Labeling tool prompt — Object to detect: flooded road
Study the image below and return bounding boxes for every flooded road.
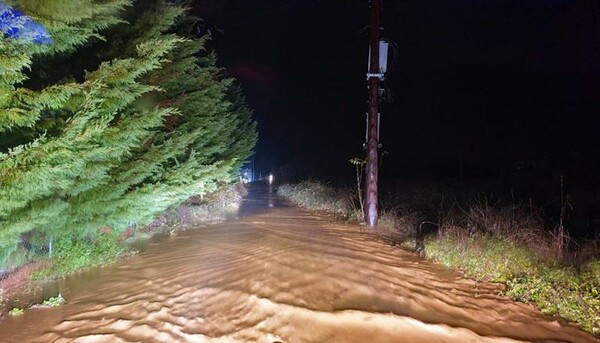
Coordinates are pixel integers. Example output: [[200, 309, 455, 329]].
[[0, 185, 597, 342]]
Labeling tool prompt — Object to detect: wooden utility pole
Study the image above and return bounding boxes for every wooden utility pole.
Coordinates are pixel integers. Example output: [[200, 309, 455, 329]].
[[365, 0, 381, 228]]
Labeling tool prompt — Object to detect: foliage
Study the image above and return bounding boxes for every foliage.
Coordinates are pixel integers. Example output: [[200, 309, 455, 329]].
[[41, 293, 64, 307], [4, 294, 64, 318], [426, 237, 600, 333], [143, 182, 247, 233], [0, 0, 256, 271], [8, 307, 23, 316], [277, 181, 351, 215], [504, 266, 599, 333], [424, 235, 538, 282], [425, 215, 600, 334], [32, 233, 125, 279]]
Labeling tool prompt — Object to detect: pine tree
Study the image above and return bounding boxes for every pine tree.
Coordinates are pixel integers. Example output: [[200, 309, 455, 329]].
[[0, 0, 257, 270]]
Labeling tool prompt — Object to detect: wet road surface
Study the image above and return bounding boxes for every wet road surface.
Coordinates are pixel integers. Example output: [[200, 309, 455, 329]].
[[0, 185, 597, 342]]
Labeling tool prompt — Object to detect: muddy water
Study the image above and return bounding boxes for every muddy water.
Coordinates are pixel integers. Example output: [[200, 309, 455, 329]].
[[0, 187, 597, 343]]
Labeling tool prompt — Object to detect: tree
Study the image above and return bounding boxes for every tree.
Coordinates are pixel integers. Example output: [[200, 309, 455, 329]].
[[0, 0, 257, 269]]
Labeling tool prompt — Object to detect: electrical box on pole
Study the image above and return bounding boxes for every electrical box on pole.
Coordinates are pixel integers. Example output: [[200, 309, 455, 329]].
[[367, 40, 389, 77]]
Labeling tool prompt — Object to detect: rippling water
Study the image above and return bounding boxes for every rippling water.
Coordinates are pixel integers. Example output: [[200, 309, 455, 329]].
[[0, 186, 597, 342]]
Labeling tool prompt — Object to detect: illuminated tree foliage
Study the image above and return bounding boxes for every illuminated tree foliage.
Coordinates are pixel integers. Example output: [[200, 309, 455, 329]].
[[0, 0, 257, 269]]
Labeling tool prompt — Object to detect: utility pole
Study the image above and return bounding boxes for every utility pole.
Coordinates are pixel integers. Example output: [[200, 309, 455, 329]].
[[365, 0, 382, 228]]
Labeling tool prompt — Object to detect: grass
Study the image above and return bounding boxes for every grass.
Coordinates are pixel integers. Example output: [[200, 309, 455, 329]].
[[415, 205, 600, 335], [422, 232, 600, 333], [143, 182, 245, 234], [8, 307, 23, 316], [423, 235, 537, 282], [31, 232, 126, 279], [277, 180, 352, 216], [413, 203, 600, 335], [40, 294, 65, 307], [278, 180, 600, 336], [4, 293, 65, 318]]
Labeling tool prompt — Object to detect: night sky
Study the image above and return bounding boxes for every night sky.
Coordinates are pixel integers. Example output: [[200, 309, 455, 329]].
[[193, 0, 600, 184]]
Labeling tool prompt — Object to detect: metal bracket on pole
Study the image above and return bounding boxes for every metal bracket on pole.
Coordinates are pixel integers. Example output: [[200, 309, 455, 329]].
[[365, 112, 382, 145], [366, 72, 385, 80], [365, 112, 369, 143], [377, 112, 380, 142]]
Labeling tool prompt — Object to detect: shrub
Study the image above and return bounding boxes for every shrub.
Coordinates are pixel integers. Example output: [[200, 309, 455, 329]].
[[277, 181, 351, 215], [429, 202, 600, 334], [32, 233, 126, 279], [143, 182, 247, 234], [40, 294, 65, 307], [8, 307, 24, 316]]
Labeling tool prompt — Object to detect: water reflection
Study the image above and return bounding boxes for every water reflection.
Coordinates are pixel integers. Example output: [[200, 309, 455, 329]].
[[238, 181, 286, 217]]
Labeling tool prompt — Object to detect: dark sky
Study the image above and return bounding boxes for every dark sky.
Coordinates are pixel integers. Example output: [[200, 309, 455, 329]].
[[193, 0, 600, 183]]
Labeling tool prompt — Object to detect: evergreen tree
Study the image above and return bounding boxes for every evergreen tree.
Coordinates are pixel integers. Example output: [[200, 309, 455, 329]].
[[0, 0, 257, 270]]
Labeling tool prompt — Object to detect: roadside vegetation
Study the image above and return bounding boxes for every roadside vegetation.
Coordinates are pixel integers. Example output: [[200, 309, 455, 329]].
[[0, 182, 247, 317], [277, 181, 352, 216], [277, 180, 600, 335], [7, 293, 65, 318]]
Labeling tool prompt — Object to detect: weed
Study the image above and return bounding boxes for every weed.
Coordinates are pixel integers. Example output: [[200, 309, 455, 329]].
[[8, 307, 23, 316], [41, 294, 65, 307], [277, 181, 351, 215], [145, 182, 246, 233], [425, 228, 599, 333], [32, 232, 126, 279]]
